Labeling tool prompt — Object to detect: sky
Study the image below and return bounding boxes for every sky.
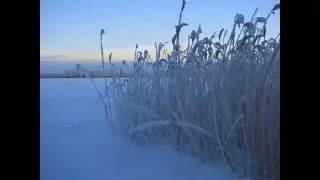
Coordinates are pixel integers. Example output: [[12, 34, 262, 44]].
[[40, 0, 280, 62]]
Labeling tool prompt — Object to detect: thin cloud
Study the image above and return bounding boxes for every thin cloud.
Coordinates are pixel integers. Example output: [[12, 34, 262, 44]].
[[40, 54, 70, 61]]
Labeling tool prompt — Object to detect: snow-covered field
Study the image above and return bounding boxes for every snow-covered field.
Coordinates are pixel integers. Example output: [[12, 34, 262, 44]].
[[40, 78, 246, 180]]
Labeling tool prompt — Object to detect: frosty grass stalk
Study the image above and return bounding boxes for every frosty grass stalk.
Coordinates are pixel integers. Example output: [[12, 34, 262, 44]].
[[78, 1, 280, 179]]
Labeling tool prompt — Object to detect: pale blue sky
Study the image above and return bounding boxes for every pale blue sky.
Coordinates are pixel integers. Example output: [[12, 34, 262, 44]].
[[40, 0, 280, 61]]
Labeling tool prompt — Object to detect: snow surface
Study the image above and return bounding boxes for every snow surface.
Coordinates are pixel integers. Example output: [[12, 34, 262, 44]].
[[40, 78, 246, 180]]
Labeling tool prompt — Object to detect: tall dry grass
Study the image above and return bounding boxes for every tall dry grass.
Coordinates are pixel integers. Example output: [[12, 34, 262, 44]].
[[80, 1, 280, 179]]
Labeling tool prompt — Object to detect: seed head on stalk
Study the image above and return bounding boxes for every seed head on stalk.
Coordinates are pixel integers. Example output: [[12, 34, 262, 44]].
[[99, 28, 115, 139], [99, 29, 108, 88]]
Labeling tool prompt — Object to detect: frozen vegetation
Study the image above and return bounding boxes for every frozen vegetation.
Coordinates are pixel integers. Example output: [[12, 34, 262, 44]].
[[41, 1, 280, 180]]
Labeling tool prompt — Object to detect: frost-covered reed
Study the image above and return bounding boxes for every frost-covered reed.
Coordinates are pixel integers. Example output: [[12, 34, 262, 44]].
[[80, 1, 280, 179]]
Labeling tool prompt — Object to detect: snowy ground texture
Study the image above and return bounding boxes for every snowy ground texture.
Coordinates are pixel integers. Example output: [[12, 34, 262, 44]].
[[40, 78, 248, 180]]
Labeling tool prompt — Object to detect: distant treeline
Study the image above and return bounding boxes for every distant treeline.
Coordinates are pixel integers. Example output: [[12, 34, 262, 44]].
[[40, 70, 135, 78]]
